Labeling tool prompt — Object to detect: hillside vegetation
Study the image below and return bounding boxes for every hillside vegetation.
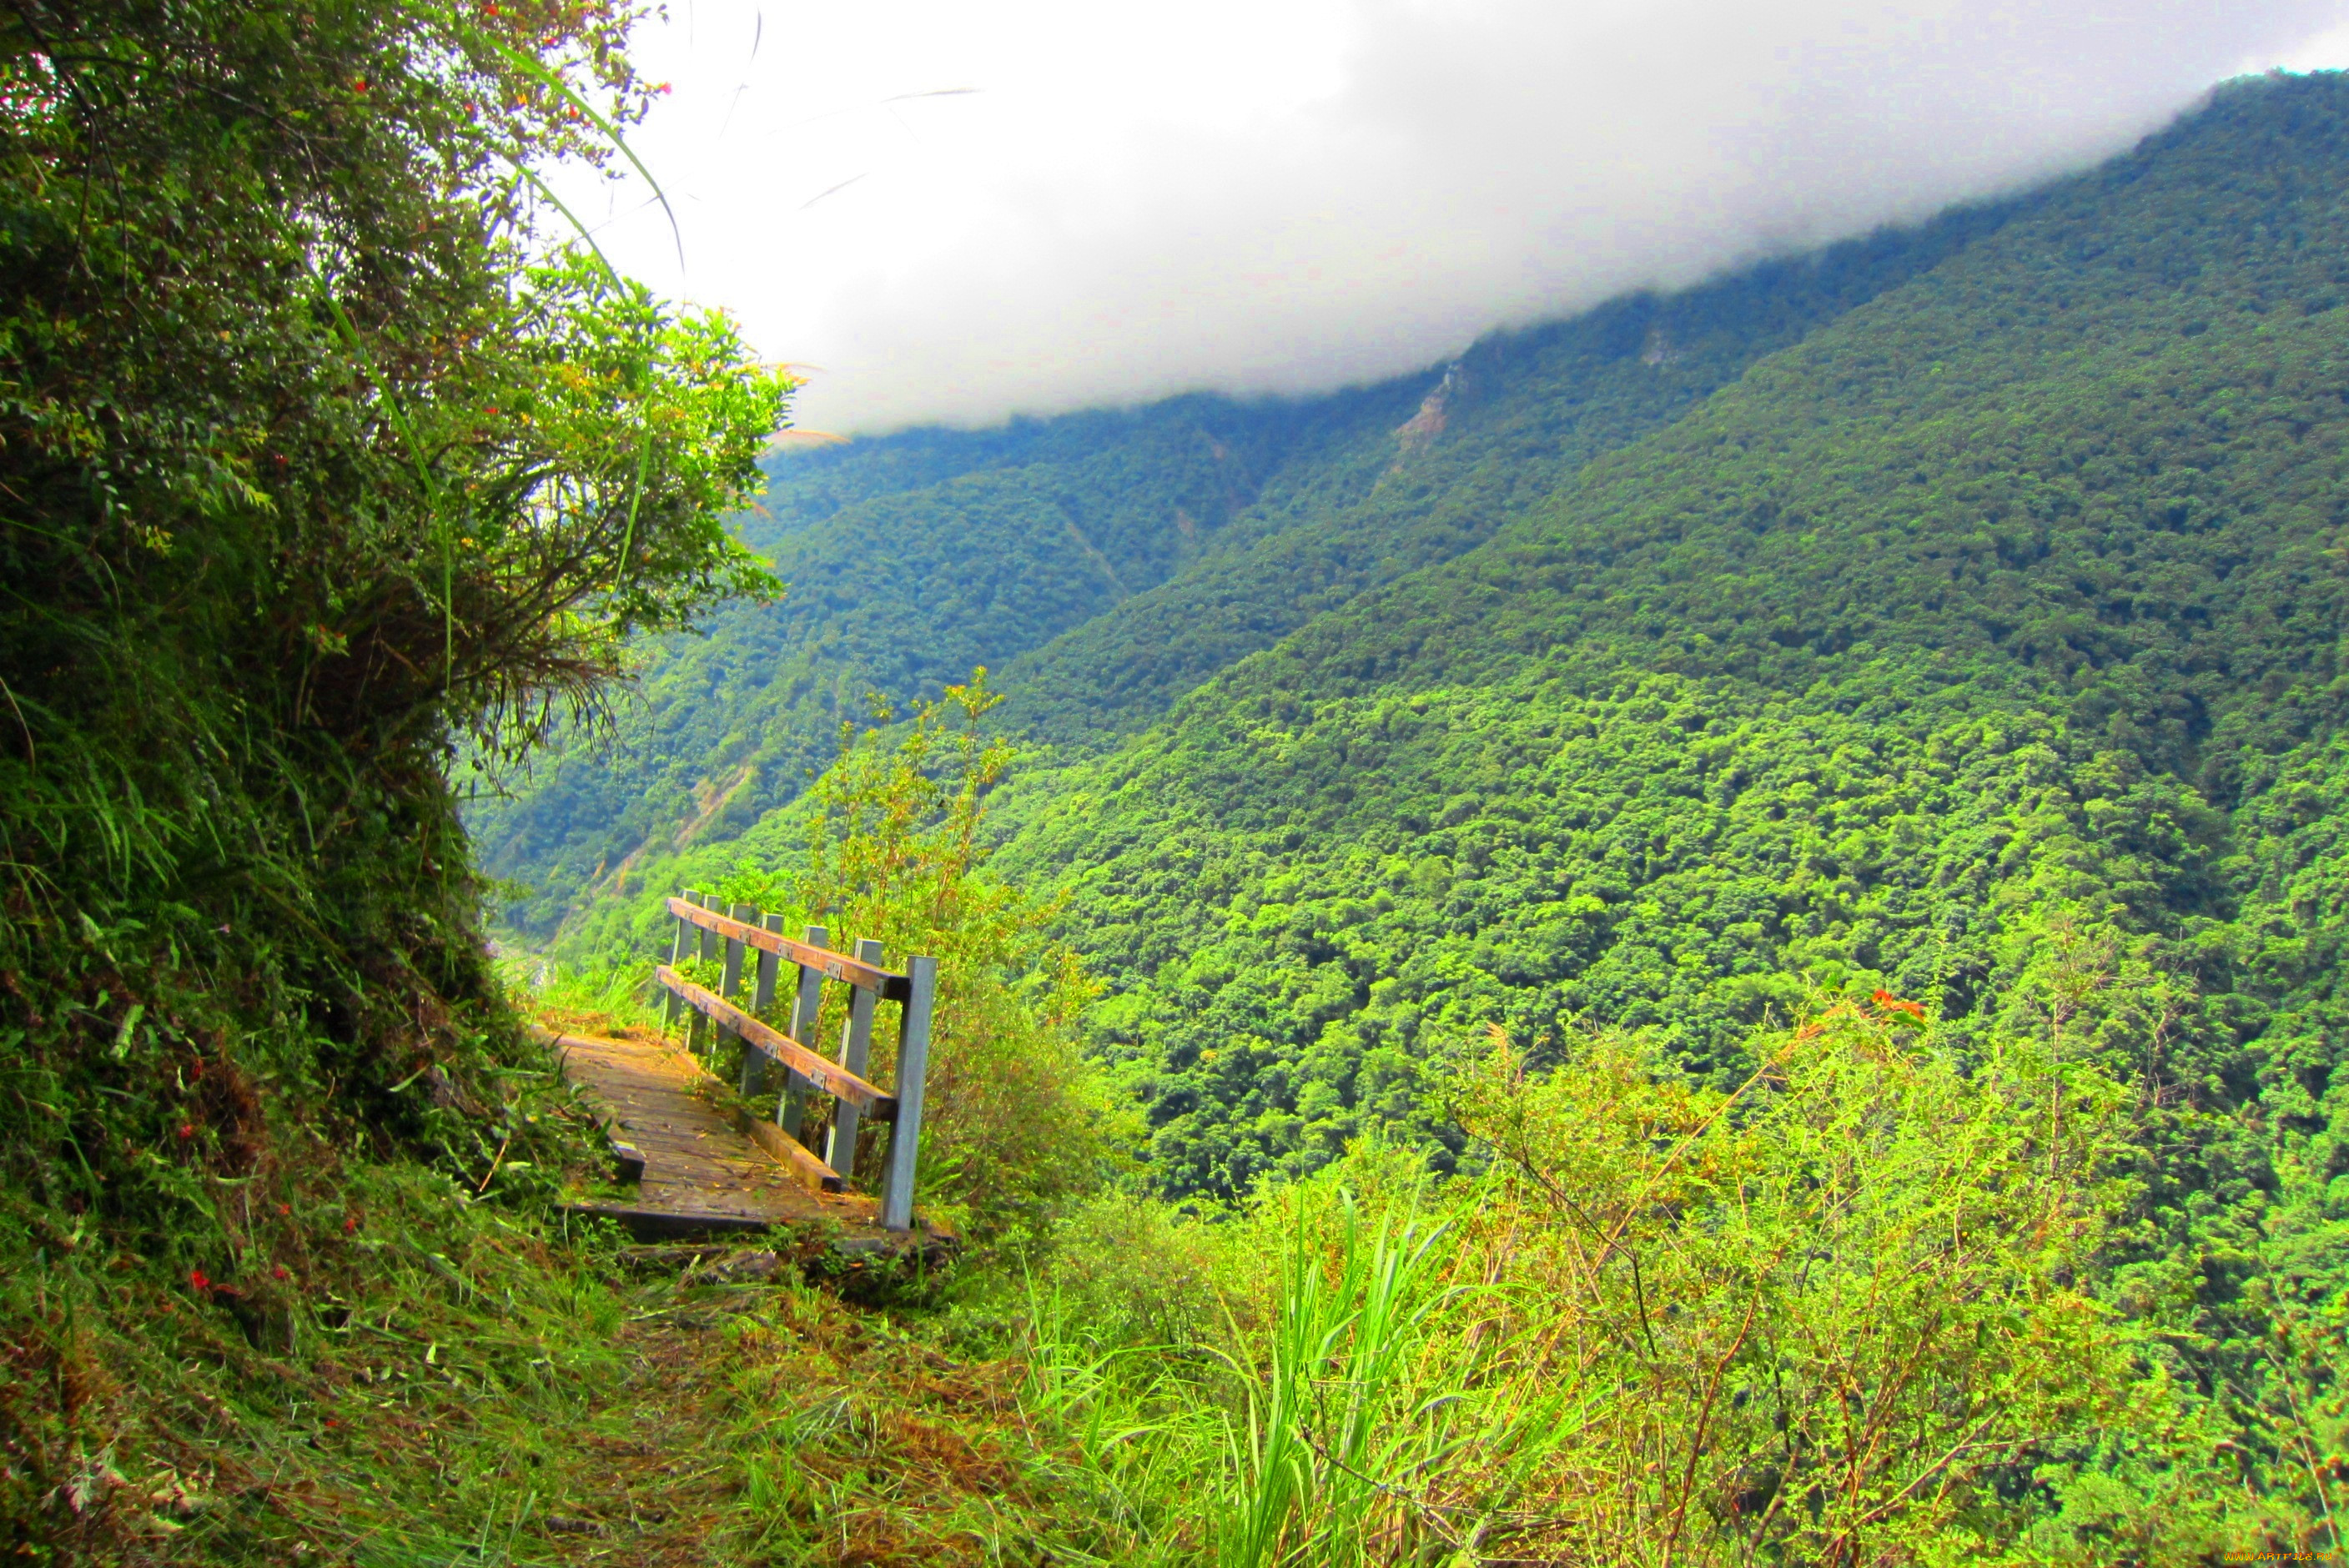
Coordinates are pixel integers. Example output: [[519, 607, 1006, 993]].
[[993, 73, 2349, 1199], [0, 1, 788, 1555], [8, 0, 2347, 1556], [474, 200, 2010, 940], [538, 71, 2349, 1558], [977, 73, 2349, 1538]]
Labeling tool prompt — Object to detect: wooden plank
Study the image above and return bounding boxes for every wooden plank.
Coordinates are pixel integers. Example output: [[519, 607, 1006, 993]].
[[743, 912, 782, 1098], [527, 1023, 647, 1181], [663, 898, 911, 1000], [736, 1109, 848, 1194], [719, 907, 747, 1013], [720, 900, 752, 1083], [541, 1023, 935, 1249], [654, 965, 896, 1114], [691, 892, 720, 1053], [664, 888, 692, 1029]]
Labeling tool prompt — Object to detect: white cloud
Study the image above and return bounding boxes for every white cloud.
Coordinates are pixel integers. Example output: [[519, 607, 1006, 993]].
[[558, 0, 2349, 432]]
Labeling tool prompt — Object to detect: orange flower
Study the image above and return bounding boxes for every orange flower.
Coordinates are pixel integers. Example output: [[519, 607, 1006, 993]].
[[1871, 988, 1926, 1020]]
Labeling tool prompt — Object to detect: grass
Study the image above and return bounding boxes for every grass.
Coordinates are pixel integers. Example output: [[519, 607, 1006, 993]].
[[0, 964, 1190, 1566], [33, 993, 2319, 1566], [38, 1177, 1208, 1566]]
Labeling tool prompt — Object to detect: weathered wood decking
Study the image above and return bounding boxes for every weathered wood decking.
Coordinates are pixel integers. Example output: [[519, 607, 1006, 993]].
[[541, 1025, 946, 1256]]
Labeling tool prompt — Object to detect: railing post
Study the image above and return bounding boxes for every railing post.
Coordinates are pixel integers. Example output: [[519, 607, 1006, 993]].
[[825, 937, 885, 1182], [879, 954, 937, 1232], [691, 892, 722, 1054], [718, 902, 752, 1074], [781, 924, 827, 1146], [743, 911, 783, 1098], [665, 887, 693, 1034]]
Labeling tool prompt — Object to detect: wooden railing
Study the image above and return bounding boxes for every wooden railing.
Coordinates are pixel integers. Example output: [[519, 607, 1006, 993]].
[[655, 890, 937, 1231]]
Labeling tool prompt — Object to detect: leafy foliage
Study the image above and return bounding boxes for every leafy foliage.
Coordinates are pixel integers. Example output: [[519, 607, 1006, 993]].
[[1441, 1012, 2135, 1564], [473, 201, 2007, 939], [0, 0, 782, 1552], [968, 73, 2349, 1550], [1003, 1004, 2207, 1565], [651, 674, 1131, 1244], [988, 73, 2343, 1196]]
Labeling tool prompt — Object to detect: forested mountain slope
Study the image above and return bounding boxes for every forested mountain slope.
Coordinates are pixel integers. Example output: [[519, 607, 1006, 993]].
[[475, 203, 2010, 937], [988, 71, 2349, 1230], [467, 390, 1405, 930], [991, 210, 2014, 749], [35, 0, 2349, 1550], [489, 74, 2349, 1545]]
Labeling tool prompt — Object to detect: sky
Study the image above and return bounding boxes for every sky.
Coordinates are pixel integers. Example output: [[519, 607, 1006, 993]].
[[554, 0, 2349, 434]]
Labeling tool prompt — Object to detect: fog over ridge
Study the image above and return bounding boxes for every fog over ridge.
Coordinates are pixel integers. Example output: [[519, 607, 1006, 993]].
[[581, 0, 2349, 432]]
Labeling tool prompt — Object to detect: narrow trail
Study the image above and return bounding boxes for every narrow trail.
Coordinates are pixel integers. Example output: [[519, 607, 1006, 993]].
[[537, 1024, 929, 1253]]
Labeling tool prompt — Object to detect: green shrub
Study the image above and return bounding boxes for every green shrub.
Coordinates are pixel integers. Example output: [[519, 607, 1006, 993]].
[[699, 674, 1136, 1244]]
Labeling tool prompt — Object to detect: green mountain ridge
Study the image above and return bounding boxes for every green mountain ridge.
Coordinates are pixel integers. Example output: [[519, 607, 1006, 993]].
[[993, 74, 2349, 1201], [467, 389, 1406, 929], [506, 83, 2349, 1404], [475, 198, 2015, 937]]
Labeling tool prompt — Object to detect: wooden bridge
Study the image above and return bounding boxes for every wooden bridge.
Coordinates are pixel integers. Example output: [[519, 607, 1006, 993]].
[[552, 891, 948, 1253]]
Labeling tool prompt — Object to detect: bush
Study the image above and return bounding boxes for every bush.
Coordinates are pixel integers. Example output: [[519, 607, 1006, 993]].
[[704, 673, 1138, 1243]]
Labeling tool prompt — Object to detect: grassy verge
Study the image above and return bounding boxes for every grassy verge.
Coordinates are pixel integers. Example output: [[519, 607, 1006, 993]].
[[6, 1043, 1201, 1565], [18, 991, 2339, 1565]]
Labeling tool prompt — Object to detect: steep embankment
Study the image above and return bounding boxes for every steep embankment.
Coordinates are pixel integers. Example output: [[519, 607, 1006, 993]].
[[991, 73, 2349, 1212], [0, 3, 800, 1556], [479, 204, 2010, 940]]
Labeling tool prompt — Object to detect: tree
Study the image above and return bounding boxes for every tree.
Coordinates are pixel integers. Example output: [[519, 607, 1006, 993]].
[[0, 0, 787, 1360], [711, 672, 1129, 1242], [1, 0, 786, 792]]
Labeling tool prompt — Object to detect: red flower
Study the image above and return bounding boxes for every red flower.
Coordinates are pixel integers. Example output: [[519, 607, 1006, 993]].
[[189, 1269, 211, 1292], [177, 1123, 194, 1139], [343, 1215, 359, 1234], [277, 1203, 291, 1217], [273, 1265, 290, 1281]]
